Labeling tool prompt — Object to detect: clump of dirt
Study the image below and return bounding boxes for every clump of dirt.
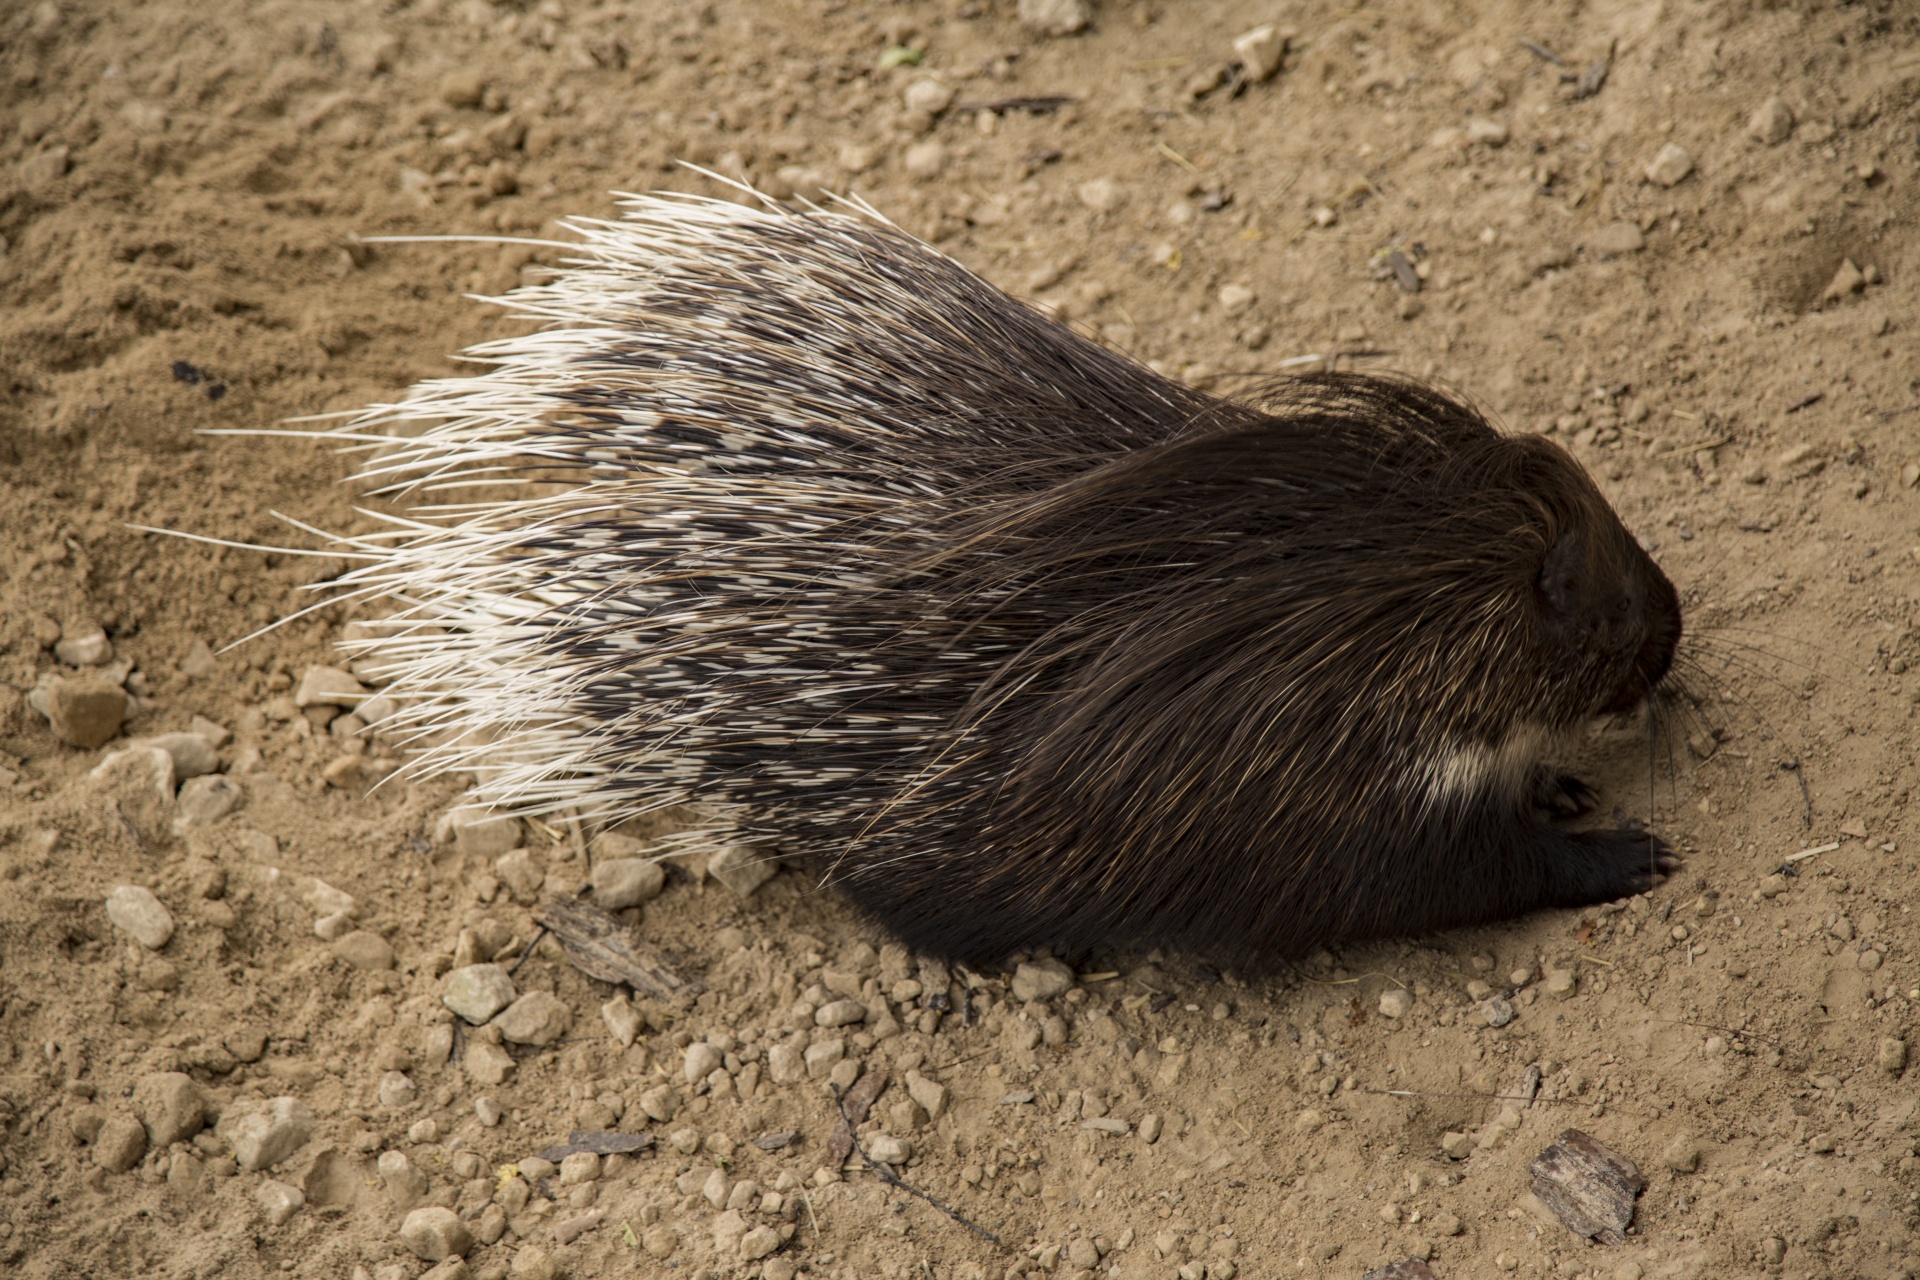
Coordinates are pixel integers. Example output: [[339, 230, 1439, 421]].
[[2, 2, 1918, 1279]]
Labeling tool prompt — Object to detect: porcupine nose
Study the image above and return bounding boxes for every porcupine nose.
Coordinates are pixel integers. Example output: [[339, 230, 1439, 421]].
[[1597, 559, 1681, 715]]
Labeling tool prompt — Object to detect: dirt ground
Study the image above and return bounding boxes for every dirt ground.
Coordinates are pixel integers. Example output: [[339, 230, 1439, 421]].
[[3, 0, 1919, 1278]]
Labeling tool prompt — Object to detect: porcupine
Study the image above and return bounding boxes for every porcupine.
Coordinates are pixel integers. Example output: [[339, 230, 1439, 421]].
[[317, 191, 1682, 966]]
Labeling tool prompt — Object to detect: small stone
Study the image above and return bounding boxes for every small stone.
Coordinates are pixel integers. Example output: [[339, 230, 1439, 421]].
[[1662, 1135, 1700, 1173], [1019, 0, 1091, 37], [902, 140, 947, 181], [1643, 143, 1694, 187], [1068, 1238, 1102, 1270], [591, 858, 665, 909], [685, 1041, 724, 1083], [708, 844, 777, 898], [55, 622, 112, 666], [493, 991, 571, 1046], [94, 1114, 149, 1172], [1747, 96, 1794, 145], [638, 1085, 677, 1122], [1544, 968, 1578, 999], [1440, 1131, 1475, 1159], [1429, 1211, 1464, 1237], [400, 1206, 472, 1261], [494, 848, 544, 902], [1378, 989, 1414, 1018], [803, 1038, 845, 1079], [601, 995, 644, 1047], [558, 1152, 601, 1185], [221, 1097, 314, 1171], [226, 1027, 268, 1063], [19, 144, 71, 188], [379, 1071, 419, 1108], [642, 1224, 679, 1258], [134, 1072, 206, 1145], [294, 665, 368, 709], [443, 806, 522, 859], [767, 1042, 806, 1084], [173, 773, 241, 833], [867, 1133, 911, 1165], [903, 78, 954, 116], [740, 1225, 782, 1260], [1879, 1037, 1908, 1073], [1809, 1131, 1837, 1154], [814, 999, 868, 1028], [1076, 178, 1125, 215], [179, 639, 217, 678], [1822, 258, 1866, 305], [1465, 117, 1509, 146], [257, 1179, 305, 1225], [475, 1097, 503, 1127], [1481, 996, 1516, 1027], [1589, 221, 1645, 259], [439, 70, 486, 109], [1217, 283, 1256, 317], [106, 885, 175, 950], [1232, 24, 1288, 82], [332, 930, 397, 971], [905, 1072, 949, 1120], [444, 965, 516, 1024], [1757, 873, 1789, 898], [1011, 957, 1074, 1001], [127, 732, 218, 779], [1138, 1113, 1163, 1144]]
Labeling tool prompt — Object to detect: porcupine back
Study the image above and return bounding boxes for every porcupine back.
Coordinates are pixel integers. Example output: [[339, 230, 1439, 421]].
[[333, 192, 1679, 965]]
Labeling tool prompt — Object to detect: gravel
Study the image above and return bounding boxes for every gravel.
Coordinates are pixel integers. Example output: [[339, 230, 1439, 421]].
[[133, 1072, 205, 1145], [105, 885, 175, 949], [1011, 958, 1074, 1001], [591, 857, 665, 909], [257, 1179, 305, 1226], [219, 1096, 313, 1172], [1643, 143, 1694, 187], [443, 964, 517, 1024], [399, 1206, 472, 1261], [492, 991, 571, 1046], [331, 930, 396, 971]]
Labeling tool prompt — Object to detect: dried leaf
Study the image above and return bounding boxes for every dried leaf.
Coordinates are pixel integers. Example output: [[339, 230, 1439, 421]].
[[535, 1131, 654, 1163], [1529, 1128, 1644, 1245], [535, 894, 699, 1004], [753, 1130, 800, 1152], [826, 1070, 891, 1170]]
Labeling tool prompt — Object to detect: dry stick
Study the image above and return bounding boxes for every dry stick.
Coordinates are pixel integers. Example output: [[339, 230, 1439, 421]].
[[829, 1084, 1004, 1247], [1360, 1087, 1582, 1105]]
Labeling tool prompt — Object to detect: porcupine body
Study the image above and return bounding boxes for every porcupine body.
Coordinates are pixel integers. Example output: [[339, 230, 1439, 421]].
[[332, 192, 1681, 966]]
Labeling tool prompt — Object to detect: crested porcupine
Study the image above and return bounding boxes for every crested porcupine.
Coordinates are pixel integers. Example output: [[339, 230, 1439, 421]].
[[308, 191, 1681, 965]]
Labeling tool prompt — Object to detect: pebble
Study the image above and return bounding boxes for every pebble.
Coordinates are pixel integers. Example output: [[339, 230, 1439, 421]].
[[1217, 283, 1256, 317], [740, 1225, 782, 1260], [1747, 96, 1794, 145], [591, 858, 665, 909], [903, 78, 954, 116], [134, 1071, 206, 1145], [1233, 24, 1288, 82], [1077, 178, 1125, 215], [905, 1072, 949, 1120], [494, 848, 544, 902], [400, 1206, 473, 1261], [494, 992, 570, 1046], [94, 1113, 149, 1172], [106, 885, 175, 949], [1481, 996, 1516, 1027], [333, 930, 397, 971], [554, 1208, 604, 1246], [1440, 1130, 1474, 1159], [1011, 958, 1074, 1002], [55, 622, 112, 666], [1544, 969, 1578, 999], [444, 965, 517, 1024], [642, 1224, 679, 1258], [439, 70, 487, 109], [1589, 221, 1645, 259], [708, 844, 778, 898], [1465, 118, 1509, 146], [601, 995, 644, 1047], [685, 1041, 724, 1083], [1662, 1134, 1700, 1173], [558, 1152, 601, 1185], [475, 1097, 502, 1127], [220, 1096, 314, 1171], [379, 1071, 418, 1109], [1879, 1038, 1908, 1073], [294, 665, 368, 709], [1821, 258, 1866, 304], [902, 141, 947, 182], [814, 999, 868, 1028], [1138, 1113, 1163, 1144], [1643, 143, 1694, 187], [443, 806, 523, 859], [866, 1133, 911, 1165], [257, 1179, 306, 1225], [90, 746, 175, 842], [1019, 0, 1091, 37], [173, 774, 241, 832], [1378, 989, 1414, 1018], [130, 731, 219, 778]]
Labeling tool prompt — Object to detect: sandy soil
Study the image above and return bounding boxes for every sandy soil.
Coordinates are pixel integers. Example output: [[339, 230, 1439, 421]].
[[3, 1, 1919, 1278]]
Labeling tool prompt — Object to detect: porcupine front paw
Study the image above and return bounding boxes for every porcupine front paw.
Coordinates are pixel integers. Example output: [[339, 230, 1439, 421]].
[[1531, 771, 1600, 822], [1540, 827, 1679, 907]]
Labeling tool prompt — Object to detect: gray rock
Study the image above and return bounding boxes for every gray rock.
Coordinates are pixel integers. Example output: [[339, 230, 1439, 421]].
[[1643, 143, 1694, 187], [492, 990, 571, 1046], [398, 1206, 472, 1261], [1011, 957, 1074, 1002], [1747, 96, 1794, 145], [331, 929, 396, 971], [378, 1071, 418, 1109], [256, 1179, 305, 1225], [173, 773, 241, 832], [221, 1096, 313, 1171], [93, 1114, 148, 1172], [442, 964, 516, 1024], [684, 1040, 724, 1083], [1378, 989, 1414, 1018], [592, 857, 666, 909], [601, 994, 644, 1047], [1481, 995, 1517, 1027], [1018, 0, 1090, 36], [1589, 221, 1645, 259], [106, 885, 175, 949], [55, 623, 113, 667], [493, 847, 544, 901], [131, 732, 220, 779], [134, 1071, 206, 1145], [90, 747, 174, 841], [1233, 24, 1288, 82], [708, 844, 777, 898], [815, 999, 868, 1028], [866, 1133, 911, 1165], [293, 665, 368, 709]]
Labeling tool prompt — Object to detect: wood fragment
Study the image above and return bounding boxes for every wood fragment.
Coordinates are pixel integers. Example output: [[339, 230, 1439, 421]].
[[535, 1131, 653, 1163], [1529, 1128, 1644, 1245], [535, 893, 699, 1004], [825, 1069, 890, 1171], [753, 1130, 800, 1152]]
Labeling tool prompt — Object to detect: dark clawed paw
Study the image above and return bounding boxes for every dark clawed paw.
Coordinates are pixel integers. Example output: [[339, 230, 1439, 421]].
[[1535, 772, 1600, 822], [1550, 827, 1679, 906]]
